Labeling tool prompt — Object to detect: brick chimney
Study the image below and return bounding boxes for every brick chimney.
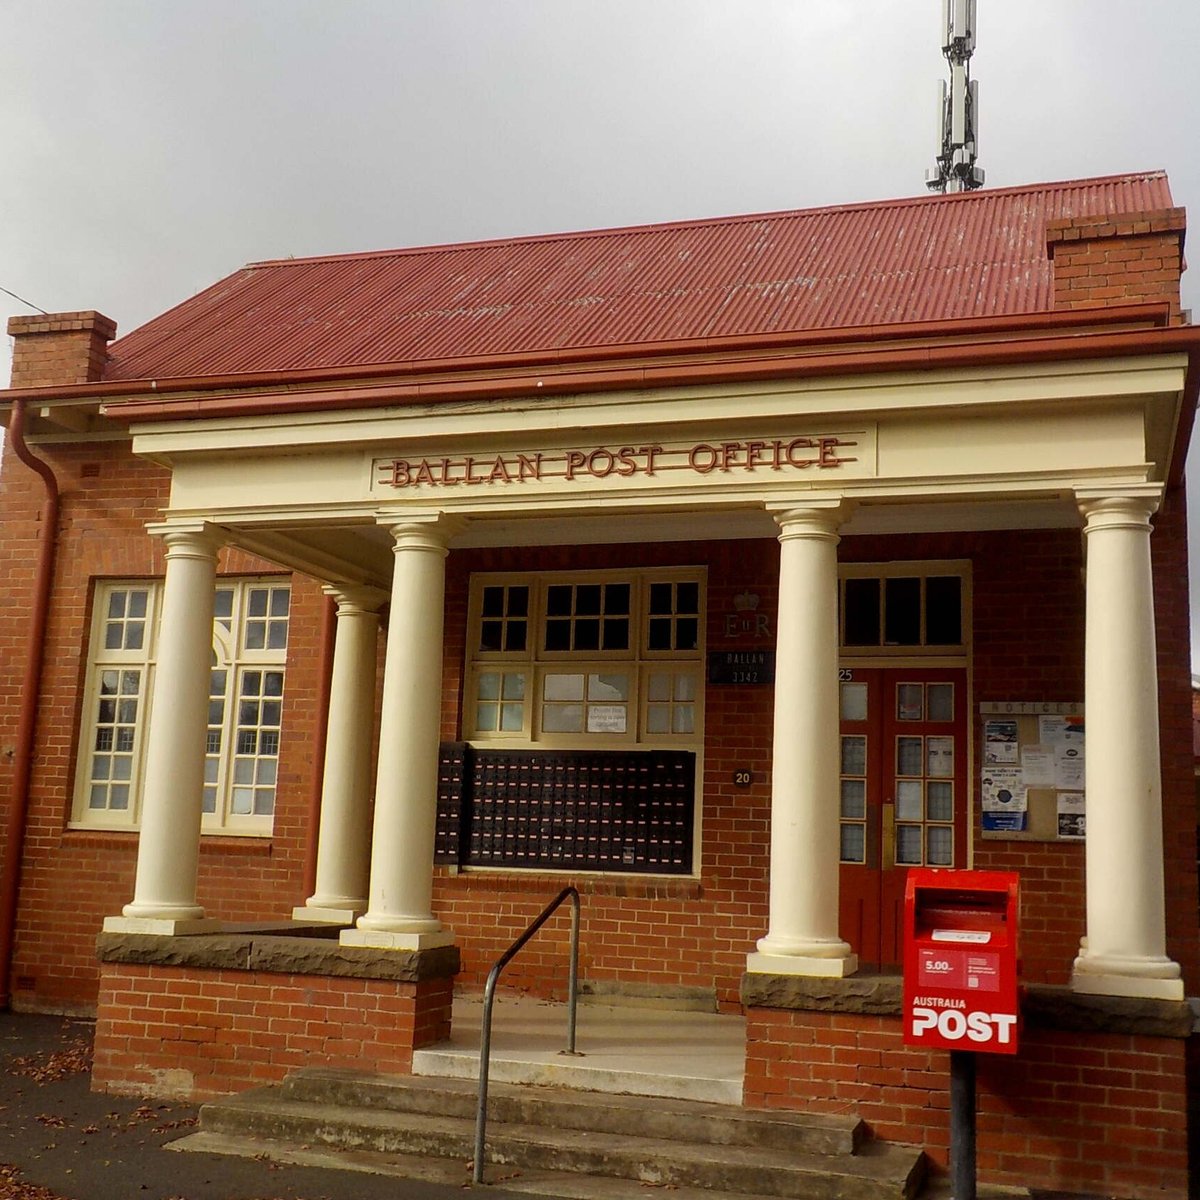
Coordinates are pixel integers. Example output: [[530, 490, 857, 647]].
[[6, 311, 118, 388], [1045, 208, 1187, 322]]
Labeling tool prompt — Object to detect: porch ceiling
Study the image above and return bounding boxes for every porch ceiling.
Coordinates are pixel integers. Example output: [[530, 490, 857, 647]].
[[221, 494, 1082, 590]]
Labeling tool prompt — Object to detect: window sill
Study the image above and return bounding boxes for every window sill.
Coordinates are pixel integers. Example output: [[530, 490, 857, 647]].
[[62, 828, 273, 855], [436, 866, 702, 900]]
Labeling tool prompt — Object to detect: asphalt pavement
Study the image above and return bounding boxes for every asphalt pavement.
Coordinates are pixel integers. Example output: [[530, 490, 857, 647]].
[[0, 1011, 522, 1200]]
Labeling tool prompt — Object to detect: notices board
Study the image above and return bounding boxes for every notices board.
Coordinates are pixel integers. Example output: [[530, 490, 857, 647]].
[[979, 702, 1084, 842]]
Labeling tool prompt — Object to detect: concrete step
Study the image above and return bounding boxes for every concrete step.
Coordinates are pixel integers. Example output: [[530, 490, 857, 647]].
[[190, 1084, 927, 1200], [280, 1067, 864, 1157], [415, 995, 746, 1106]]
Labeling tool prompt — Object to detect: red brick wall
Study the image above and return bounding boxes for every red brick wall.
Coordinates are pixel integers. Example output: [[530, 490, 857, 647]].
[[93, 962, 452, 1099], [1046, 207, 1186, 321], [744, 1006, 1189, 1199], [6, 311, 116, 388], [435, 539, 777, 1010], [0, 436, 325, 1012]]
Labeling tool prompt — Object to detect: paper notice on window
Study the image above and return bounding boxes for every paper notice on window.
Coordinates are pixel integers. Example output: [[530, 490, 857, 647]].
[[984, 719, 1019, 764], [586, 704, 627, 733], [1055, 744, 1084, 789], [1020, 745, 1056, 787], [1057, 792, 1086, 839], [981, 767, 1027, 812]]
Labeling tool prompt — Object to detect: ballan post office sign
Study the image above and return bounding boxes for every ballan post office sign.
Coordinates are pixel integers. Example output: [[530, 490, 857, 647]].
[[375, 434, 865, 494]]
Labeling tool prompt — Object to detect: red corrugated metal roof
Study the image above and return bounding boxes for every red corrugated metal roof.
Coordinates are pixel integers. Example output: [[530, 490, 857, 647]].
[[102, 172, 1176, 382]]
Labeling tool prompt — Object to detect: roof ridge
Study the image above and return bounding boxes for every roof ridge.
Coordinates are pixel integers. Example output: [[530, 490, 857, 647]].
[[244, 171, 1169, 272]]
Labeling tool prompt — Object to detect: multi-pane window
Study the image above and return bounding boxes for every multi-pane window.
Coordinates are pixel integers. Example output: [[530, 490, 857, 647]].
[[840, 567, 967, 651], [466, 569, 704, 746], [74, 578, 290, 835]]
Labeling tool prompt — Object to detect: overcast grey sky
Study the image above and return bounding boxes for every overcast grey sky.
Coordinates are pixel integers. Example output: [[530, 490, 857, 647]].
[[4, 0, 1200, 658]]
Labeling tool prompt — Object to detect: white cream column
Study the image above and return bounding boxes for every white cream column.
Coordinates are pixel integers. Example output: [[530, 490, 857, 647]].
[[341, 517, 459, 951], [748, 501, 857, 977], [104, 522, 222, 934], [294, 586, 386, 924], [1071, 487, 1183, 999]]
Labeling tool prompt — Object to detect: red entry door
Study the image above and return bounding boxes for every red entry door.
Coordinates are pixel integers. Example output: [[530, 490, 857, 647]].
[[837, 667, 968, 967]]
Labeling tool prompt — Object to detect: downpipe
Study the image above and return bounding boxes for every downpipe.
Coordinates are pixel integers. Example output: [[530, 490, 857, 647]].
[[0, 399, 61, 1008]]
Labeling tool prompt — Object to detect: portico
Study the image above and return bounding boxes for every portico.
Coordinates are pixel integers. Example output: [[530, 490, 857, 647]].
[[98, 337, 1189, 1004]]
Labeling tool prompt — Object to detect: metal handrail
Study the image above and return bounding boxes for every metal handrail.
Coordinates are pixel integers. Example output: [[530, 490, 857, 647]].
[[473, 885, 580, 1185]]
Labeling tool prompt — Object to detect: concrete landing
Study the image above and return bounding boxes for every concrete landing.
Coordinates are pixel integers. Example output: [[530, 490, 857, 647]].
[[412, 994, 746, 1105]]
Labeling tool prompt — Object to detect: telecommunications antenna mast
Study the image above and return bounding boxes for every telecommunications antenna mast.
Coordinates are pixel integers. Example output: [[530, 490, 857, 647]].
[[926, 0, 984, 193]]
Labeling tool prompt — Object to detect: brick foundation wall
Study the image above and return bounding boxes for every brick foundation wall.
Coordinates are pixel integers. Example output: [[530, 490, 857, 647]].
[[744, 1003, 1189, 1199], [93, 961, 453, 1100]]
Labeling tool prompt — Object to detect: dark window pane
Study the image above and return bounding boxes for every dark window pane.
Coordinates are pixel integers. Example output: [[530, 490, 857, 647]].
[[576, 585, 601, 615], [885, 578, 921, 645], [925, 576, 963, 645], [507, 587, 529, 617], [545, 619, 570, 651], [269, 589, 289, 617], [480, 621, 503, 651], [675, 617, 699, 651], [125, 624, 144, 650], [604, 583, 630, 615], [649, 582, 673, 614], [237, 731, 258, 754], [481, 586, 504, 617], [844, 578, 881, 646], [248, 590, 268, 617], [602, 618, 629, 649], [260, 731, 280, 755], [676, 582, 699, 614], [574, 618, 600, 650], [648, 617, 672, 650], [505, 622, 527, 652], [546, 586, 572, 616]]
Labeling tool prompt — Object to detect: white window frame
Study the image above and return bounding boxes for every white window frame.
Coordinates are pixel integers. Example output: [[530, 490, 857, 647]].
[[70, 577, 290, 836], [464, 567, 705, 751]]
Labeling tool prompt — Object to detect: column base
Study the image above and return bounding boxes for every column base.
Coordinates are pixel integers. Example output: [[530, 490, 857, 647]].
[[1072, 952, 1185, 1001], [340, 927, 457, 952], [102, 915, 222, 936], [292, 904, 363, 924], [746, 950, 860, 978]]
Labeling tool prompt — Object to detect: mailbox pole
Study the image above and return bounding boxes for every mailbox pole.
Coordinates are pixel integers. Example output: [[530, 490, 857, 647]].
[[949, 1050, 976, 1200]]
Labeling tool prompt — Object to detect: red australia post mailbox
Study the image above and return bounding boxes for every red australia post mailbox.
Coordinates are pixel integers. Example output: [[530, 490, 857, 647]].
[[902, 869, 1020, 1055]]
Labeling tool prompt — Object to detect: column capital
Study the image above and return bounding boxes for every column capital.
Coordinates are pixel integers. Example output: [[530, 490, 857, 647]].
[[376, 511, 468, 554], [322, 584, 388, 615], [1075, 485, 1162, 530], [145, 519, 224, 559], [768, 497, 855, 542]]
